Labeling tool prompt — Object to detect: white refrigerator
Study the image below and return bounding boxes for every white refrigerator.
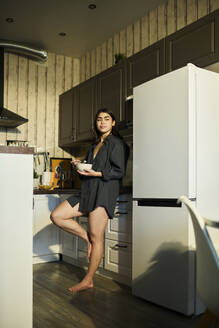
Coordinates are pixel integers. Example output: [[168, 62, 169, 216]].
[[132, 63, 219, 315]]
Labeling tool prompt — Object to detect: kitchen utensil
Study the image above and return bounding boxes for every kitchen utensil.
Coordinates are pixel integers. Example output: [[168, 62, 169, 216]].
[[42, 171, 54, 185]]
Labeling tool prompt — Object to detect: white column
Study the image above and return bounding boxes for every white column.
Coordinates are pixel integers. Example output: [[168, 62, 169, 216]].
[[0, 152, 33, 328]]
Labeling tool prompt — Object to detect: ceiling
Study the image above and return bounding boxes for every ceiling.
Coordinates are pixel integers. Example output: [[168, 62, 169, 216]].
[[0, 0, 166, 58]]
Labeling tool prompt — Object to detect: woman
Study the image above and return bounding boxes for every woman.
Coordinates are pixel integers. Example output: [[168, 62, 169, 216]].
[[50, 108, 129, 292]]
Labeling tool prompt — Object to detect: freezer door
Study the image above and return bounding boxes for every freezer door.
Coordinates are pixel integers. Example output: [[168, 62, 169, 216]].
[[133, 64, 196, 199], [132, 202, 204, 315]]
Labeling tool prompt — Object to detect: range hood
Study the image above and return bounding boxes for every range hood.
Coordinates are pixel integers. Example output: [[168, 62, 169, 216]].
[[0, 48, 28, 128], [0, 42, 47, 128], [0, 107, 28, 128]]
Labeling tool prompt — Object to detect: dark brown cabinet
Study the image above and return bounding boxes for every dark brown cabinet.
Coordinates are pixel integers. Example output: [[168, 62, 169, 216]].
[[59, 88, 75, 147], [127, 39, 165, 96], [166, 9, 219, 72], [96, 62, 125, 122], [75, 77, 96, 141], [59, 9, 219, 147]]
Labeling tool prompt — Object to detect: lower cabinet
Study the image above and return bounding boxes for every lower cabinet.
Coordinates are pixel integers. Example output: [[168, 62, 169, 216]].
[[62, 215, 104, 268], [104, 239, 132, 277], [59, 193, 79, 260], [33, 194, 61, 264], [77, 216, 90, 266], [60, 194, 132, 284], [33, 193, 132, 285], [104, 195, 132, 280], [77, 216, 104, 268], [61, 230, 78, 260]]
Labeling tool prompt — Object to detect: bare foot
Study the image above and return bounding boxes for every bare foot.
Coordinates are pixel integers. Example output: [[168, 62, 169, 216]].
[[68, 279, 93, 293]]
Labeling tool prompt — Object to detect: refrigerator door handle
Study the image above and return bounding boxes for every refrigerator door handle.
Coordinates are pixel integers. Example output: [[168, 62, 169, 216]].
[[133, 198, 182, 207], [133, 198, 196, 207]]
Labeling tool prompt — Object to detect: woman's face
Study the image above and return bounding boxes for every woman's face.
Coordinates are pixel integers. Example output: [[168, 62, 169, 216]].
[[96, 112, 115, 135]]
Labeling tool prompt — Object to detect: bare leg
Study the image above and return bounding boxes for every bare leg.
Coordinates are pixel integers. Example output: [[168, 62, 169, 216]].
[[50, 201, 92, 258], [69, 207, 108, 292]]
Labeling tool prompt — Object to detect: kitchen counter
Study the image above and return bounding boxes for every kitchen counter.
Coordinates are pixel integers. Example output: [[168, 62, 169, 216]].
[[0, 146, 34, 154], [34, 186, 132, 195], [33, 188, 80, 195]]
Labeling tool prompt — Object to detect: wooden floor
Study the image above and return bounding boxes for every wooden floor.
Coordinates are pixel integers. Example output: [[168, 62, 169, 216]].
[[34, 261, 203, 328]]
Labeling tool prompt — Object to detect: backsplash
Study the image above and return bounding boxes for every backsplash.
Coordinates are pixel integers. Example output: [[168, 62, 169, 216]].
[[0, 52, 80, 161]]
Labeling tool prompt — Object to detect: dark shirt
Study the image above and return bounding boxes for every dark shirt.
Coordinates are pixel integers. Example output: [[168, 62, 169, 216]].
[[67, 135, 129, 219]]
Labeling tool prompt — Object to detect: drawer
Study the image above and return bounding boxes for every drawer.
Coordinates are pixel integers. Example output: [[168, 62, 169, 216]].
[[105, 213, 132, 242], [104, 239, 132, 277]]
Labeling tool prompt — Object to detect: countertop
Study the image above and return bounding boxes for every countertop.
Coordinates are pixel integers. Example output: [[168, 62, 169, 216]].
[[0, 146, 34, 154], [33, 188, 80, 195], [33, 186, 132, 195]]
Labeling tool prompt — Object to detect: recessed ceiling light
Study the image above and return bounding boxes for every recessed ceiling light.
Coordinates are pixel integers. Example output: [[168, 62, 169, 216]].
[[6, 17, 14, 23], [88, 4, 96, 10], [59, 32, 66, 37]]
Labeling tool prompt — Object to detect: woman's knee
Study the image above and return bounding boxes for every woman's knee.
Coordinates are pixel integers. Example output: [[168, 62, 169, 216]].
[[50, 210, 63, 227], [89, 231, 104, 244]]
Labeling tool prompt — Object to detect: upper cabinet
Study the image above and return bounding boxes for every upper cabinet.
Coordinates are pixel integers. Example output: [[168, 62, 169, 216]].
[[127, 39, 165, 96], [59, 78, 95, 146], [75, 77, 96, 141], [59, 88, 75, 147], [96, 62, 125, 122], [166, 9, 219, 72], [59, 9, 219, 146]]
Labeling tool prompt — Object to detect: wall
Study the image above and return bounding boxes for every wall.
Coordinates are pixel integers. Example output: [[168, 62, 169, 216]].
[[80, 0, 219, 82], [1, 0, 219, 175], [0, 52, 80, 173]]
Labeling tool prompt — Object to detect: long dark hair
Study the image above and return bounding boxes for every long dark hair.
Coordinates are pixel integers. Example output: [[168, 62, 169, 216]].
[[93, 108, 122, 139], [94, 108, 130, 169]]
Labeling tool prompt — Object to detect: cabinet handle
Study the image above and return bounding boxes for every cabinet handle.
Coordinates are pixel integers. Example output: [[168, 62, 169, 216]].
[[111, 244, 128, 250], [115, 211, 128, 215]]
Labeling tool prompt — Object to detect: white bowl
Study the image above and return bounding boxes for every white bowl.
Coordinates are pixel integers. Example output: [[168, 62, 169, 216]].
[[76, 163, 92, 171]]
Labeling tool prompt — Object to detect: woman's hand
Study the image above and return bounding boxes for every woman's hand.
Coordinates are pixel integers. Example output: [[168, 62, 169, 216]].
[[77, 169, 102, 177], [71, 159, 81, 166]]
